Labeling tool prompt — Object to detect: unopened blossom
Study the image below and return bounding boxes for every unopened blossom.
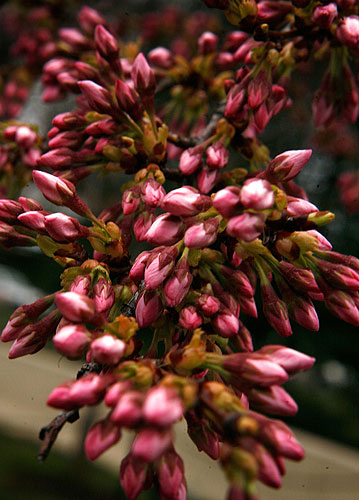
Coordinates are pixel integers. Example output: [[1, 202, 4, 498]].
[[44, 213, 89, 243], [264, 150, 312, 183], [184, 218, 219, 248], [55, 292, 97, 324], [258, 345, 315, 375], [226, 213, 264, 241], [110, 391, 144, 427], [213, 186, 241, 217], [148, 47, 174, 68], [32, 170, 75, 206], [240, 178, 274, 210], [90, 335, 126, 364], [336, 16, 359, 51], [206, 142, 229, 169], [119, 454, 150, 500], [146, 213, 184, 245], [53, 324, 89, 359], [131, 52, 156, 97], [311, 3, 337, 29], [157, 449, 187, 500], [141, 179, 165, 208], [135, 291, 163, 327], [162, 186, 211, 217], [164, 259, 193, 307], [179, 148, 203, 175], [144, 246, 177, 289], [143, 386, 183, 426], [179, 306, 202, 330], [85, 418, 122, 461], [132, 429, 172, 462], [197, 294, 220, 316], [197, 167, 220, 193]]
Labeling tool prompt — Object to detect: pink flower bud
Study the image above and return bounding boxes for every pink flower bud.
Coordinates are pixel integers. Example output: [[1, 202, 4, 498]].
[[311, 3, 337, 29], [317, 260, 359, 291], [131, 53, 156, 96], [286, 196, 318, 216], [70, 275, 92, 295], [179, 306, 202, 330], [78, 6, 107, 34], [146, 213, 184, 245], [226, 213, 264, 241], [122, 187, 140, 215], [85, 417, 121, 461], [164, 259, 193, 307], [93, 278, 115, 314], [119, 454, 150, 500], [225, 85, 246, 121], [105, 380, 132, 407], [133, 211, 155, 242], [78, 80, 114, 115], [115, 79, 142, 119], [53, 323, 89, 359], [132, 429, 172, 462], [143, 386, 183, 427], [0, 200, 23, 223], [212, 309, 239, 337], [94, 25, 119, 61], [184, 218, 219, 248], [223, 353, 289, 387], [260, 420, 304, 463], [206, 142, 229, 169], [322, 285, 359, 326], [17, 210, 47, 232], [179, 147, 203, 175], [110, 391, 143, 427], [213, 186, 241, 218], [264, 150, 312, 183], [90, 335, 126, 364], [15, 126, 37, 149], [186, 411, 220, 459], [261, 283, 292, 337], [59, 28, 88, 48], [278, 261, 321, 297], [240, 179, 274, 210], [18, 197, 43, 212], [162, 186, 212, 217], [197, 294, 220, 316], [68, 373, 114, 407], [141, 179, 165, 207], [258, 345, 315, 375], [55, 292, 97, 323], [32, 170, 76, 206], [157, 449, 186, 499], [337, 16, 359, 51], [135, 291, 163, 327], [197, 167, 220, 193], [130, 250, 152, 282], [248, 71, 270, 109], [144, 247, 177, 290], [198, 31, 218, 55], [44, 212, 88, 243], [247, 385, 298, 416], [148, 47, 174, 69]]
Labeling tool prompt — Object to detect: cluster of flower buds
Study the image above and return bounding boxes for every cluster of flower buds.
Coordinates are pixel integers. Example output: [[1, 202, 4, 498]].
[[1, 2, 359, 500], [0, 122, 43, 197]]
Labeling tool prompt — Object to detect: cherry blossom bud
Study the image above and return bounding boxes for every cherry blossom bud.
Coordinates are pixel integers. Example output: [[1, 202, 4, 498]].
[[85, 417, 121, 461], [197, 294, 220, 316], [93, 278, 115, 313], [222, 353, 288, 387], [37, 148, 75, 170], [91, 335, 126, 364], [198, 31, 218, 55], [162, 186, 211, 217], [226, 213, 264, 241], [184, 218, 219, 248], [186, 411, 220, 459], [286, 196, 318, 216], [336, 16, 359, 51], [206, 142, 229, 169], [144, 246, 177, 289], [78, 80, 114, 115], [317, 260, 359, 291], [146, 213, 184, 245], [164, 259, 193, 307], [213, 186, 241, 218], [70, 275, 91, 295], [0, 200, 23, 223], [119, 454, 150, 500], [179, 306, 202, 330], [133, 211, 155, 242], [69, 374, 114, 407], [110, 391, 143, 427], [32, 170, 75, 206], [197, 167, 220, 193], [94, 25, 119, 61], [105, 381, 132, 407], [258, 345, 315, 375], [15, 126, 37, 149], [264, 150, 312, 183], [321, 285, 359, 326], [131, 53, 156, 97], [213, 309, 239, 337], [148, 47, 174, 69], [247, 385, 298, 416], [55, 292, 97, 323], [240, 179, 274, 210], [260, 420, 304, 461], [18, 197, 43, 212], [311, 3, 337, 29], [132, 429, 172, 462], [115, 79, 142, 119], [144, 386, 183, 427], [141, 179, 165, 207], [248, 71, 270, 109], [44, 213, 88, 243], [135, 291, 163, 327], [53, 324, 89, 359], [157, 449, 186, 500], [261, 283, 292, 337], [278, 261, 321, 297], [225, 85, 246, 121], [78, 6, 107, 34], [129, 251, 151, 282], [122, 187, 140, 215], [59, 28, 88, 48], [179, 147, 203, 175]]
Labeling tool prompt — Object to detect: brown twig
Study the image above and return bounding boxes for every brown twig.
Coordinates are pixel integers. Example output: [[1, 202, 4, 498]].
[[37, 361, 102, 462]]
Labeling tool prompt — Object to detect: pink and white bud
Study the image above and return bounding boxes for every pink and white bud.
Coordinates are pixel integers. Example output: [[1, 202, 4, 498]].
[[225, 85, 246, 121], [198, 31, 218, 55], [162, 186, 212, 217], [307, 230, 332, 251], [133, 212, 155, 242], [213, 186, 241, 218], [122, 187, 140, 215], [115, 79, 142, 119], [85, 417, 121, 461], [110, 391, 144, 427], [70, 275, 91, 295], [55, 292, 97, 323], [90, 335, 126, 364], [258, 345, 315, 375], [144, 247, 177, 290], [223, 353, 289, 387], [78, 6, 107, 33], [197, 167, 220, 193], [261, 283, 292, 337], [131, 53, 156, 97], [163, 259, 193, 307], [148, 47, 174, 69], [132, 429, 172, 462], [226, 213, 264, 242], [105, 380, 132, 407], [179, 147, 203, 175], [247, 71, 270, 109], [53, 323, 89, 359], [78, 80, 114, 115], [247, 385, 298, 416], [15, 126, 37, 149], [197, 294, 220, 316], [0, 200, 23, 224], [240, 179, 274, 210], [141, 179, 165, 208], [157, 449, 186, 500], [143, 386, 183, 427], [18, 197, 43, 212], [93, 278, 115, 314], [286, 196, 318, 216], [213, 308, 239, 337], [146, 213, 184, 246], [68, 373, 114, 407], [94, 25, 119, 61], [311, 3, 337, 29], [184, 218, 219, 248], [260, 420, 304, 461], [32, 170, 76, 206], [135, 291, 163, 328], [119, 454, 150, 500], [179, 306, 202, 330], [206, 142, 229, 169], [129, 251, 152, 282], [44, 213, 88, 243], [264, 150, 312, 183], [337, 16, 359, 51]]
